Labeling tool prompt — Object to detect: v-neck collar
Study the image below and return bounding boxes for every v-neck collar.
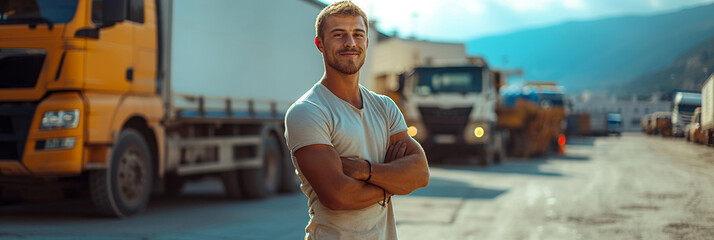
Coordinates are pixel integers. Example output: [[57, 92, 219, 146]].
[[317, 83, 365, 113]]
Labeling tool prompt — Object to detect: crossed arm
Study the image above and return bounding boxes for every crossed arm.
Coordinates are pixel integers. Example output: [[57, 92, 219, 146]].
[[293, 130, 429, 211]]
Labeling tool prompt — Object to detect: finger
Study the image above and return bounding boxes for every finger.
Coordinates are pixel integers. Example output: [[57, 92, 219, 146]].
[[390, 142, 402, 161], [385, 144, 396, 162], [398, 141, 407, 158]]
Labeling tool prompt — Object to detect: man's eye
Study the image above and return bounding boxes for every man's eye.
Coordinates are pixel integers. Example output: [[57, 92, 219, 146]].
[[355, 34, 364, 38], [334, 33, 343, 37]]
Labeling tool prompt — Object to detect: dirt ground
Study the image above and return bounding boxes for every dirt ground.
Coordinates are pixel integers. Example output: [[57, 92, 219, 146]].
[[394, 133, 714, 240]]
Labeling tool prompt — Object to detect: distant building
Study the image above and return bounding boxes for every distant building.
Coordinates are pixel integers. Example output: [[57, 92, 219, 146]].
[[569, 93, 671, 131]]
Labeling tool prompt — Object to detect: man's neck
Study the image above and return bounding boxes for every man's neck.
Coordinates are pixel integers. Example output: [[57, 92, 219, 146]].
[[320, 70, 362, 109]]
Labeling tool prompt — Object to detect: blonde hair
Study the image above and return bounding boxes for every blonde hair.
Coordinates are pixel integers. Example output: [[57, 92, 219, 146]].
[[315, 1, 369, 39]]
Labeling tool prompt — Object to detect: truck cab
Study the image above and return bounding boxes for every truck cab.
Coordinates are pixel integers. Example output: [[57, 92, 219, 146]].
[[398, 64, 503, 165]]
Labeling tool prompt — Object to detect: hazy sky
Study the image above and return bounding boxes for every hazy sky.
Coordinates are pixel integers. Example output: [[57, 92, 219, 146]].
[[321, 0, 714, 42]]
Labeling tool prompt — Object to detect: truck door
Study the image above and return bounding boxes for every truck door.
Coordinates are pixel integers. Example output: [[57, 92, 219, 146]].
[[85, 0, 134, 93], [129, 0, 157, 94]]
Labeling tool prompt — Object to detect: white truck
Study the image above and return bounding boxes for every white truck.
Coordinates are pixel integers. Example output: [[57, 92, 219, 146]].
[[395, 61, 505, 165], [702, 74, 714, 146], [672, 91, 702, 137]]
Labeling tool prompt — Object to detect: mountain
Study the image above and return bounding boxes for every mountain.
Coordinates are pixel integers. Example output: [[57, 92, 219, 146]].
[[466, 3, 714, 93], [622, 35, 714, 96]]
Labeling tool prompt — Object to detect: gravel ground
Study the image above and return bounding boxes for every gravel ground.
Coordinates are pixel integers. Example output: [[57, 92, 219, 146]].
[[394, 132, 714, 240]]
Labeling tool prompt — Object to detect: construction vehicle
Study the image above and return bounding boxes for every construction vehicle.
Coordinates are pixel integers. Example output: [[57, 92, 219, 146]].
[[671, 91, 702, 137], [393, 60, 505, 165], [496, 81, 567, 158], [702, 74, 714, 146], [650, 112, 673, 137], [641, 114, 653, 133], [0, 0, 323, 217]]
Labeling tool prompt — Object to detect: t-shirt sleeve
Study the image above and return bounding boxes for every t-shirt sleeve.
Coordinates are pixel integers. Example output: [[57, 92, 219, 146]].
[[383, 96, 408, 136], [284, 101, 333, 154]]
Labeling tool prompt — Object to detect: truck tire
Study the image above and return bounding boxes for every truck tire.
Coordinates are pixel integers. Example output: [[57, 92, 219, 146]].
[[221, 171, 242, 199], [493, 131, 506, 164], [279, 146, 300, 193], [90, 129, 153, 218], [239, 136, 282, 198], [473, 143, 494, 166]]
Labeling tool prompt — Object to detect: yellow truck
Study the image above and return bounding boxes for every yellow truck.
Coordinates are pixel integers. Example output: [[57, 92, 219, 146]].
[[495, 80, 566, 158], [0, 0, 323, 217]]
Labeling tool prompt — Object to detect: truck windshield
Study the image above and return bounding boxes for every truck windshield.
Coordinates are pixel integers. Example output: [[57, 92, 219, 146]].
[[540, 92, 565, 107], [413, 68, 483, 95], [0, 0, 78, 25]]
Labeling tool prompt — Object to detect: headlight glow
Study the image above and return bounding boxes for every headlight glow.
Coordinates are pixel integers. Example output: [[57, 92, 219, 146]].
[[408, 126, 419, 137], [40, 109, 79, 130], [474, 127, 485, 138]]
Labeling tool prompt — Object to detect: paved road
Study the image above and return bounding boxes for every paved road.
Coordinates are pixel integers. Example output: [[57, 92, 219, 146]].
[[2, 133, 714, 239]]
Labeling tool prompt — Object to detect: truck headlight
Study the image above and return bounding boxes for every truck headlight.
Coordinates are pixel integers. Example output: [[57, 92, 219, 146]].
[[40, 109, 79, 130], [464, 122, 489, 144]]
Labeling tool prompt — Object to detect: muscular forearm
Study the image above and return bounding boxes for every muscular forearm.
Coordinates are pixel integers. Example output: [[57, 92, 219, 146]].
[[369, 154, 429, 195], [321, 176, 391, 210]]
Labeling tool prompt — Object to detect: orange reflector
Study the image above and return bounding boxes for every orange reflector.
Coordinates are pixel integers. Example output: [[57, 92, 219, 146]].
[[558, 134, 566, 146]]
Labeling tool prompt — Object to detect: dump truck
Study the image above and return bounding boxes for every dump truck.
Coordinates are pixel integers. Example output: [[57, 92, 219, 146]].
[[671, 91, 702, 137], [641, 113, 653, 133], [702, 74, 714, 146], [392, 61, 505, 165], [650, 112, 673, 137], [496, 82, 567, 158], [0, 0, 323, 217]]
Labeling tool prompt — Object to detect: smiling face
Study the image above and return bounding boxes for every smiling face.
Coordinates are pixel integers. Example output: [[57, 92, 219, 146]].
[[317, 14, 368, 75]]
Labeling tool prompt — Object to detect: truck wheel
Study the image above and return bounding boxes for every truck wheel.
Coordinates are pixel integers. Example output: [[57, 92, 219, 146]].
[[221, 171, 243, 199], [90, 129, 153, 218], [493, 131, 506, 164], [239, 136, 282, 198], [474, 145, 494, 166], [279, 145, 300, 193]]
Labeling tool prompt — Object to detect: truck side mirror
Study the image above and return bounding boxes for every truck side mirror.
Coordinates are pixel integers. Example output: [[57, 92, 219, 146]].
[[102, 0, 127, 27]]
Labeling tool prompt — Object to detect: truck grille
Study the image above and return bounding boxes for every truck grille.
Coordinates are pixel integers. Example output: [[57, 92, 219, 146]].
[[0, 49, 46, 89], [0, 103, 37, 161], [418, 107, 472, 135]]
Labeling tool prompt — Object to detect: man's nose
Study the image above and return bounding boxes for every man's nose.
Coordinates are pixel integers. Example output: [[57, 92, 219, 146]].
[[343, 35, 356, 48]]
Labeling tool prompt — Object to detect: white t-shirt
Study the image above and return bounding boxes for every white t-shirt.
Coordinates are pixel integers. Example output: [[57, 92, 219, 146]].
[[284, 83, 408, 240]]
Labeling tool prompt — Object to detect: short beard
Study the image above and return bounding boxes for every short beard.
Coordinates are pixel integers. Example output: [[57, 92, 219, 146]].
[[326, 48, 365, 75]]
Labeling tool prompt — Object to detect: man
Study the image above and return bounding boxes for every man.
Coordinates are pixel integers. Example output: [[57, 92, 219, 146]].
[[284, 1, 429, 239]]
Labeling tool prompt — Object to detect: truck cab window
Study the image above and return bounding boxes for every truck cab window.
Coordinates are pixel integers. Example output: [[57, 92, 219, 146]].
[[0, 0, 78, 24], [91, 0, 143, 25], [128, 0, 143, 23]]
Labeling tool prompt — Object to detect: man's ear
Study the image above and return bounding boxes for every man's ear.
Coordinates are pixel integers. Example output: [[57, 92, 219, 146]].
[[366, 37, 369, 48], [315, 37, 323, 52]]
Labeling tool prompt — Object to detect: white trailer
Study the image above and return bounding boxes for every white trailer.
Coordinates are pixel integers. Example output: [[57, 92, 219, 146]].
[[702, 74, 714, 146], [157, 0, 324, 197]]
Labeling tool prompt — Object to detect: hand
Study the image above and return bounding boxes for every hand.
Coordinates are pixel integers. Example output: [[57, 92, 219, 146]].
[[341, 157, 369, 181], [384, 141, 407, 163]]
